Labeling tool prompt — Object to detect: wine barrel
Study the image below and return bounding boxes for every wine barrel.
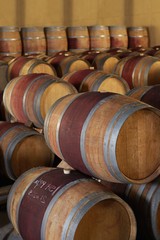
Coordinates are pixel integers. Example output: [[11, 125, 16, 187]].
[[109, 26, 128, 48], [0, 26, 22, 57], [114, 55, 160, 88], [8, 56, 56, 80], [44, 26, 68, 55], [101, 177, 160, 240], [128, 26, 149, 49], [21, 27, 46, 56], [125, 179, 160, 240], [24, 77, 77, 128], [88, 25, 110, 51], [92, 52, 120, 74], [3, 73, 51, 124], [51, 56, 90, 77], [67, 26, 90, 53], [79, 71, 130, 94], [44, 92, 160, 184], [7, 167, 137, 240], [3, 73, 77, 127], [61, 69, 94, 90], [127, 84, 160, 110], [0, 122, 54, 180]]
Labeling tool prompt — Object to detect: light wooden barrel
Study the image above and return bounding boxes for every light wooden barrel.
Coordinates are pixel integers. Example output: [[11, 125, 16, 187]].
[[79, 71, 130, 94], [127, 84, 160, 110], [7, 167, 137, 240], [0, 26, 22, 57], [61, 69, 94, 90], [128, 26, 149, 49], [21, 27, 46, 56], [109, 26, 128, 48], [88, 25, 110, 51], [8, 56, 56, 80], [55, 55, 91, 77], [44, 92, 160, 184], [67, 26, 90, 53], [3, 73, 52, 124], [44, 26, 68, 55], [23, 75, 77, 128], [114, 55, 160, 88], [92, 52, 120, 74], [46, 54, 70, 77], [0, 122, 54, 180], [101, 178, 160, 240], [125, 179, 160, 240]]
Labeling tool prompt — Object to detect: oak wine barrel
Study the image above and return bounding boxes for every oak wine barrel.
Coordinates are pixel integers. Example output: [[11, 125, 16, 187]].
[[21, 27, 46, 56], [7, 167, 137, 240], [44, 92, 160, 184], [0, 26, 22, 57], [88, 25, 110, 51], [0, 122, 54, 180], [67, 26, 90, 53], [44, 26, 68, 55]]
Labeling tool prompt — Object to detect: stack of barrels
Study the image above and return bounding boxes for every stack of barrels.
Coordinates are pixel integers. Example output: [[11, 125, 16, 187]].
[[0, 25, 150, 57], [0, 24, 159, 240]]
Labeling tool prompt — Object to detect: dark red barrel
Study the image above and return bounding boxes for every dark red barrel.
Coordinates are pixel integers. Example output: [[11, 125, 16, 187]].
[[127, 84, 160, 110]]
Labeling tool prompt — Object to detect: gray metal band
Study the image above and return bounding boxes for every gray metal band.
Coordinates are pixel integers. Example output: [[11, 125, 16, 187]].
[[0, 27, 20, 32], [0, 52, 21, 55], [90, 47, 109, 51], [88, 26, 109, 30], [110, 34, 127, 37], [63, 58, 77, 75], [46, 36, 66, 39], [0, 125, 22, 142], [79, 71, 97, 92], [104, 101, 148, 183], [68, 35, 88, 38], [24, 51, 46, 55], [0, 38, 21, 41], [22, 74, 51, 119], [45, 27, 66, 31], [124, 184, 132, 197], [34, 79, 57, 126], [62, 191, 109, 240], [126, 87, 141, 96], [22, 36, 45, 40], [4, 130, 40, 180], [7, 167, 50, 222], [129, 35, 148, 38], [90, 35, 109, 38], [41, 178, 93, 240], [80, 95, 116, 179], [90, 74, 110, 91], [131, 57, 144, 87]]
